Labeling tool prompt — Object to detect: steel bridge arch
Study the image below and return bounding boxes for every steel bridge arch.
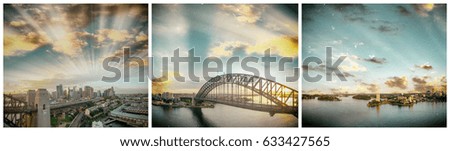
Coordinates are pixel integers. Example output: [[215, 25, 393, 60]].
[[3, 94, 31, 127], [195, 73, 298, 108]]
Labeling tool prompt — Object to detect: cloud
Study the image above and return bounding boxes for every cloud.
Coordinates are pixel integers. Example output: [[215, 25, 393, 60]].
[[333, 4, 369, 14], [10, 20, 27, 27], [220, 4, 266, 24], [135, 31, 148, 42], [385, 76, 408, 89], [370, 25, 399, 33], [412, 76, 433, 92], [3, 4, 149, 93], [210, 36, 298, 57], [414, 4, 434, 17], [337, 53, 367, 72], [4, 4, 147, 57], [52, 31, 91, 56], [302, 64, 355, 79], [210, 41, 248, 57], [335, 72, 355, 78], [359, 82, 379, 92], [95, 29, 132, 43], [397, 6, 411, 16], [304, 89, 322, 95], [102, 48, 149, 68], [4, 31, 49, 56], [353, 42, 364, 48], [330, 87, 349, 94], [247, 36, 298, 57], [363, 56, 387, 64], [415, 63, 433, 70]]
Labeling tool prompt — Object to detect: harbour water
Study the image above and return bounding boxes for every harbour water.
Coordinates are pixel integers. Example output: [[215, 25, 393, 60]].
[[152, 104, 298, 127], [302, 96, 446, 127]]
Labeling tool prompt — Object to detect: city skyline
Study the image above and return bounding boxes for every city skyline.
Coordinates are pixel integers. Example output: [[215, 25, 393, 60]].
[[302, 4, 446, 94], [4, 4, 149, 94]]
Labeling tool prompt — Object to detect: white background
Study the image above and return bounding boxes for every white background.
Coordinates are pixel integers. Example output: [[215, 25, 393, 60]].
[[0, 0, 449, 151]]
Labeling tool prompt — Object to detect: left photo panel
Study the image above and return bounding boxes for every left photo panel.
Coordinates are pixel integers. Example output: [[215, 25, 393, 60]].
[[3, 4, 149, 127]]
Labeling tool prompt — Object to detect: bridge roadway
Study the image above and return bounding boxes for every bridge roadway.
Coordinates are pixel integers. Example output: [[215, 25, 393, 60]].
[[195, 98, 297, 115], [69, 112, 84, 127], [3, 100, 93, 114]]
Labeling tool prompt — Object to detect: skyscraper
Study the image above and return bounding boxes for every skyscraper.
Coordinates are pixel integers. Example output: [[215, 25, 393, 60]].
[[79, 88, 83, 98], [97, 90, 101, 98], [56, 84, 63, 99], [84, 86, 94, 99]]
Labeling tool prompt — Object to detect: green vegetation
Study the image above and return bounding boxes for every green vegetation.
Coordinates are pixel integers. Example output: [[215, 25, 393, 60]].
[[89, 109, 101, 117], [317, 95, 341, 101], [352, 95, 372, 100], [51, 116, 58, 127], [302, 94, 316, 100], [63, 114, 74, 122]]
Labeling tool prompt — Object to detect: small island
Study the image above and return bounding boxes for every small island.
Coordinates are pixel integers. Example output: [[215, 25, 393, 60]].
[[352, 94, 372, 100], [152, 93, 214, 108], [317, 95, 341, 101], [367, 92, 446, 107], [302, 94, 317, 100]]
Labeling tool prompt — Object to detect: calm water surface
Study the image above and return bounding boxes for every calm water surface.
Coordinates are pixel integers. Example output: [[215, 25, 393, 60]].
[[302, 96, 446, 127], [152, 104, 298, 127]]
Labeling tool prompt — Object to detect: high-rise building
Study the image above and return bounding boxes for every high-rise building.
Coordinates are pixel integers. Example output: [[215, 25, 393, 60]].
[[68, 87, 73, 100], [51, 91, 57, 100], [26, 90, 36, 107], [103, 87, 116, 97], [72, 86, 79, 100], [79, 88, 83, 98], [97, 90, 101, 98], [56, 84, 63, 99], [84, 86, 94, 99], [36, 89, 50, 127]]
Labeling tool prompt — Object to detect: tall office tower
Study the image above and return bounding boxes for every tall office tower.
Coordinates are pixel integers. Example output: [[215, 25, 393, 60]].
[[72, 86, 79, 100], [36, 89, 50, 127], [26, 90, 36, 107], [98, 90, 101, 98], [68, 87, 73, 100], [84, 86, 94, 99], [56, 84, 63, 99], [52, 91, 57, 100], [111, 87, 115, 96], [79, 88, 83, 98]]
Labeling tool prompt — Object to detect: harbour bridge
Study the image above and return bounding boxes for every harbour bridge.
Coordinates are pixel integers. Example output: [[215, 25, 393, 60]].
[[3, 94, 92, 127], [195, 73, 298, 116]]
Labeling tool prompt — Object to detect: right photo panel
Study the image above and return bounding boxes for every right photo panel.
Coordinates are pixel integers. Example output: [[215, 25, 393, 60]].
[[302, 4, 447, 127]]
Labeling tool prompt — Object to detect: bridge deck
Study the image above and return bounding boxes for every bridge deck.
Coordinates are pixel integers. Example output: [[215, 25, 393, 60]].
[[196, 98, 297, 115], [4, 100, 93, 114]]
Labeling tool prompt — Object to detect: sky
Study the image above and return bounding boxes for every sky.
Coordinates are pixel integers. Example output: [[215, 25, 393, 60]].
[[302, 4, 447, 94], [152, 4, 299, 94], [4, 4, 149, 94]]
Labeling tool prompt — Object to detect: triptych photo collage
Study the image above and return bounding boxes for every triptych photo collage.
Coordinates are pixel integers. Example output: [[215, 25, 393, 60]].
[[3, 4, 447, 128]]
